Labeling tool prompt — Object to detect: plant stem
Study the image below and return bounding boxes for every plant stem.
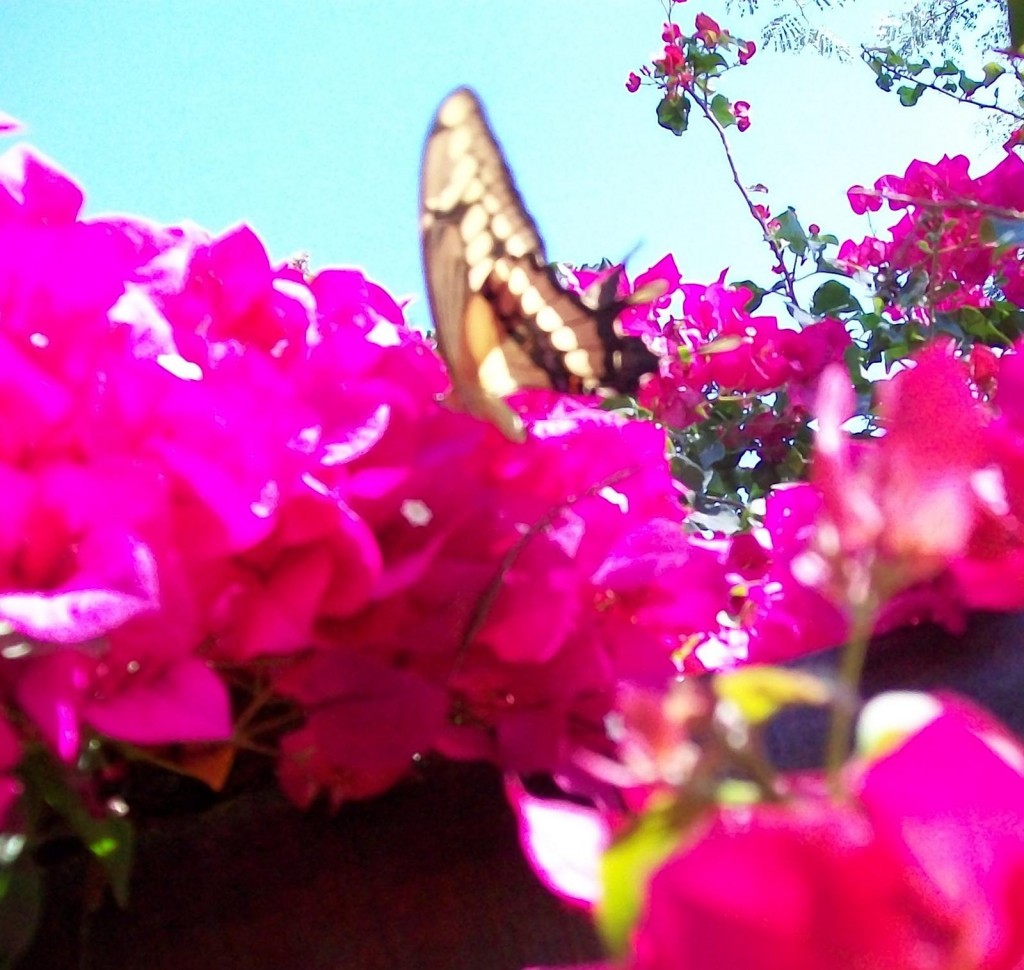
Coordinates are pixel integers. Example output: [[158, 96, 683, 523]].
[[825, 601, 877, 795]]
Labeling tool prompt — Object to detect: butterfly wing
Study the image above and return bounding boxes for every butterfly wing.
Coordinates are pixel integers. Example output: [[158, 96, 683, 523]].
[[420, 88, 658, 441]]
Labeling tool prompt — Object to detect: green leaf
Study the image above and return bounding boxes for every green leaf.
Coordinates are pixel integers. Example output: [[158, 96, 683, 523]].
[[689, 50, 728, 76], [597, 805, 685, 958], [709, 93, 735, 127], [20, 749, 135, 908], [671, 453, 708, 492], [774, 207, 808, 255], [982, 215, 1024, 248], [897, 83, 924, 107], [874, 72, 893, 93], [698, 440, 726, 469], [656, 94, 690, 136], [933, 59, 960, 77], [983, 62, 1007, 87], [811, 280, 860, 316], [729, 279, 766, 311], [715, 666, 831, 725], [1010, 0, 1024, 51], [958, 73, 983, 97], [0, 856, 42, 969], [960, 306, 1015, 347]]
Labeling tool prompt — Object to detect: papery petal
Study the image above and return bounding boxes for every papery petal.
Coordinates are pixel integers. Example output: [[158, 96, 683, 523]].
[[84, 657, 232, 744], [508, 775, 608, 906]]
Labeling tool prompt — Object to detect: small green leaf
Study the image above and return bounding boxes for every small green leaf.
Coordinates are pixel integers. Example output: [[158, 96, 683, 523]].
[[698, 440, 726, 469], [897, 83, 925, 106], [656, 94, 690, 136], [597, 805, 686, 958], [20, 749, 135, 908], [709, 93, 735, 127], [874, 73, 893, 92], [982, 215, 1024, 248], [715, 666, 831, 725], [958, 73, 983, 97], [933, 59, 960, 77], [774, 207, 808, 255], [671, 453, 708, 492], [811, 280, 860, 316], [983, 62, 1007, 86]]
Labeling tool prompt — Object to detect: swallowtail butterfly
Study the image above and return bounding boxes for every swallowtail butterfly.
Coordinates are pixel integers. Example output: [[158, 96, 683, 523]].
[[420, 88, 660, 442]]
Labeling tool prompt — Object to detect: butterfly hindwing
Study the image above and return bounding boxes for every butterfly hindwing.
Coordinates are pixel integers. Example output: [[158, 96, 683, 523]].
[[420, 88, 658, 441]]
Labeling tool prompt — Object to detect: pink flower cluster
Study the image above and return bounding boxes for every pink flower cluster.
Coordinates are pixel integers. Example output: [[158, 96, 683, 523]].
[[637, 273, 850, 428], [625, 14, 755, 100], [839, 152, 1024, 314], [0, 141, 711, 817], [517, 694, 1024, 970], [629, 698, 1024, 970]]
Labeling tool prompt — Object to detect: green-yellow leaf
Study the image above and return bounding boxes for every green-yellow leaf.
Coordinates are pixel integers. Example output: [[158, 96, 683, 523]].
[[715, 666, 831, 725], [597, 803, 687, 958]]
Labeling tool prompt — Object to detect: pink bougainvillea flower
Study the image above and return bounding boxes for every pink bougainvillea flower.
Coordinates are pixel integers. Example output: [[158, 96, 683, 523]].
[[806, 346, 1000, 608], [274, 650, 448, 808], [694, 13, 722, 46], [731, 100, 751, 132], [855, 695, 1024, 970], [947, 343, 1024, 609], [729, 484, 849, 665], [738, 40, 756, 64], [628, 696, 1024, 970], [625, 72, 642, 93], [629, 797, 960, 970], [839, 153, 1024, 315], [508, 775, 610, 906]]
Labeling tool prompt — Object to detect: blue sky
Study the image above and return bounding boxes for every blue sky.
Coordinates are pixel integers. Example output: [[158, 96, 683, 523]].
[[4, 1, 998, 329]]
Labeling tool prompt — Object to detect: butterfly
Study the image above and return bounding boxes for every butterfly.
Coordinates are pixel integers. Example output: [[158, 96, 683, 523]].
[[420, 88, 661, 442]]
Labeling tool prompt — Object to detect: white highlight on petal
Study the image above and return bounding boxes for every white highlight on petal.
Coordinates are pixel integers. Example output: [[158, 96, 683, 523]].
[[401, 498, 433, 527]]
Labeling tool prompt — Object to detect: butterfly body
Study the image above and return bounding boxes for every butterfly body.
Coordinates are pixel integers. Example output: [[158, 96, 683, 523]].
[[420, 88, 659, 441]]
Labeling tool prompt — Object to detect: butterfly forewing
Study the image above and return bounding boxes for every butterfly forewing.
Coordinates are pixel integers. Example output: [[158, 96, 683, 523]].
[[420, 87, 657, 440]]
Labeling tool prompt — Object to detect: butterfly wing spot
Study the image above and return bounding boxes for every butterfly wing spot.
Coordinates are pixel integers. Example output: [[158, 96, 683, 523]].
[[467, 257, 494, 293], [437, 88, 476, 128], [460, 204, 488, 242], [491, 212, 514, 241], [465, 230, 494, 267], [550, 326, 579, 353], [507, 266, 529, 296], [435, 154, 478, 212], [564, 348, 595, 378], [504, 232, 531, 259], [520, 286, 543, 316], [477, 346, 520, 398], [463, 177, 485, 204], [536, 306, 562, 332]]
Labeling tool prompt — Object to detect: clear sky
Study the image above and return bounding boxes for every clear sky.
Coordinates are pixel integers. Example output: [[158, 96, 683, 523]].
[[4, 1, 999, 329]]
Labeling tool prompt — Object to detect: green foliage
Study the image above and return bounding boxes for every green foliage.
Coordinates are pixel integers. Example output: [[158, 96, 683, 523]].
[[597, 803, 685, 958], [862, 46, 1024, 126], [21, 748, 134, 908], [657, 95, 690, 135]]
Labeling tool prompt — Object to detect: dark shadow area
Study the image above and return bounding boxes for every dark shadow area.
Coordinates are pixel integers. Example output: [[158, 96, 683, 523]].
[[22, 611, 1024, 969]]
